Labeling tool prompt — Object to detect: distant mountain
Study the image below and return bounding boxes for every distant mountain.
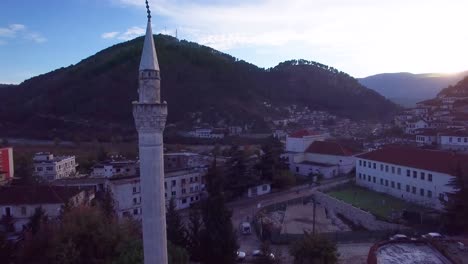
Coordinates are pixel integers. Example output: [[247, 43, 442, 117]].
[[358, 72, 468, 107], [0, 35, 397, 140], [439, 76, 468, 97]]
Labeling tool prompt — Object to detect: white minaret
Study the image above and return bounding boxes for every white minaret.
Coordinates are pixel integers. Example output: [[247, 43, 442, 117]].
[[133, 2, 168, 264]]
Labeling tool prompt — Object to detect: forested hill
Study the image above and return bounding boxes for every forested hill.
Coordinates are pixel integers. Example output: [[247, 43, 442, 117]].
[[438, 76, 468, 97], [0, 35, 397, 140]]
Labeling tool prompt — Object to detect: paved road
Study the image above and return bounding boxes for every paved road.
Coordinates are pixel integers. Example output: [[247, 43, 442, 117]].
[[230, 177, 352, 263]]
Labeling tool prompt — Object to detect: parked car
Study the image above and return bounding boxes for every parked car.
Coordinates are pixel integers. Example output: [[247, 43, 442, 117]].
[[240, 222, 252, 235], [237, 251, 246, 262], [422, 232, 444, 240], [252, 250, 275, 259], [390, 234, 408, 241]]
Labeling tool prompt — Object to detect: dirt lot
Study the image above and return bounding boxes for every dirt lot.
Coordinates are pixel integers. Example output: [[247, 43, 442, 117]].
[[281, 204, 340, 234]]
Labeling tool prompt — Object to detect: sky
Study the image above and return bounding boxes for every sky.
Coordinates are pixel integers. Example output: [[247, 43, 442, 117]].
[[1, 0, 468, 84]]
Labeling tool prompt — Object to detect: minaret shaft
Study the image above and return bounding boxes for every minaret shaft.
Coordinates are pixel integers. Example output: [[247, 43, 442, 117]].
[[133, 6, 168, 264]]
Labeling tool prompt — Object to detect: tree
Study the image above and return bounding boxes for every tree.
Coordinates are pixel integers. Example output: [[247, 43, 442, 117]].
[[186, 207, 203, 262], [442, 163, 468, 234], [272, 170, 296, 189], [199, 161, 239, 264], [0, 232, 15, 264], [166, 198, 187, 248], [12, 155, 37, 186], [254, 241, 281, 264], [168, 241, 189, 264], [1, 138, 8, 147], [99, 189, 116, 220], [28, 207, 47, 235], [290, 232, 338, 264]]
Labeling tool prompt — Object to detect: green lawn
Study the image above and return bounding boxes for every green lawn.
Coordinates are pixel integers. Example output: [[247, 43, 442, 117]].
[[327, 185, 426, 219]]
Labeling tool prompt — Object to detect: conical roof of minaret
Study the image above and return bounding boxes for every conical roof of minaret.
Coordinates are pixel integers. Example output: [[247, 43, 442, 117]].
[[139, 20, 160, 71]]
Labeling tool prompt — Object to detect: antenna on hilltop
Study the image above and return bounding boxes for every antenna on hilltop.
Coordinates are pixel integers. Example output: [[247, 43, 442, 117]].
[[145, 0, 151, 22]]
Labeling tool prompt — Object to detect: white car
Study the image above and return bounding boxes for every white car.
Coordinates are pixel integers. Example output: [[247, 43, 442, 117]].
[[390, 234, 408, 241], [237, 251, 246, 262], [252, 250, 275, 259], [422, 232, 444, 240]]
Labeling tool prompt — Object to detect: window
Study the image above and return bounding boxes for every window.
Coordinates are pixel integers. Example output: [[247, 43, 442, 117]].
[[182, 188, 186, 194], [380, 164, 384, 171], [458, 138, 462, 143], [406, 170, 410, 177], [182, 179, 186, 184], [449, 137, 452, 143], [359, 160, 362, 166], [195, 177, 198, 181], [391, 167, 395, 174], [133, 187, 137, 193], [373, 177, 376, 183], [413, 171, 417, 178], [21, 207, 27, 216], [182, 198, 187, 204], [406, 185, 410, 192], [368, 162, 371, 168], [165, 193, 167, 198], [164, 182, 167, 189], [385, 165, 389, 172], [385, 180, 389, 186], [420, 172, 425, 180], [420, 189, 425, 196], [412, 186, 416, 194], [373, 163, 376, 169], [363, 161, 367, 167], [428, 190, 432, 198], [397, 168, 401, 175], [391, 181, 395, 188], [133, 209, 139, 215], [358, 173, 361, 179], [296, 167, 299, 173], [171, 191, 176, 196], [46, 166, 53, 171], [368, 175, 371, 182], [380, 179, 384, 185], [262, 185, 268, 191], [465, 138, 468, 143], [133, 198, 138, 205], [397, 183, 401, 190], [428, 174, 433, 182], [439, 193, 445, 200], [171, 180, 176, 187], [37, 167, 43, 172]]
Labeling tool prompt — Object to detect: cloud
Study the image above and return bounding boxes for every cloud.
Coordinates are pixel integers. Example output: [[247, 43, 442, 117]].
[[114, 0, 468, 76], [101, 31, 120, 39], [101, 27, 145, 41], [0, 23, 26, 38], [0, 23, 46, 44]]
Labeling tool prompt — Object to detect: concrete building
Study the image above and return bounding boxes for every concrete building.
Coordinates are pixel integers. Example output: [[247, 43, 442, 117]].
[[439, 131, 468, 152], [0, 186, 94, 232], [288, 141, 356, 178], [0, 147, 14, 185], [356, 146, 466, 210], [247, 183, 271, 197], [164, 152, 210, 171], [33, 152, 77, 182], [285, 129, 327, 153], [91, 160, 138, 178], [108, 167, 206, 219], [132, 5, 168, 263], [188, 128, 225, 139]]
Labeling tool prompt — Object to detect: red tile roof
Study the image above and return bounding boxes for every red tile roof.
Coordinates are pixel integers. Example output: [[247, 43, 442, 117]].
[[306, 141, 354, 156], [0, 186, 85, 205], [289, 129, 320, 138], [357, 146, 468, 175]]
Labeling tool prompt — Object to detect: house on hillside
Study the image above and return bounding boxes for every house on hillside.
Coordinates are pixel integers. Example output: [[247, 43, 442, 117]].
[[33, 152, 78, 182]]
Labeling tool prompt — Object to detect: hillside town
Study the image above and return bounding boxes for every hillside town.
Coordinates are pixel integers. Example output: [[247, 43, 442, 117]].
[[2, 1, 468, 264]]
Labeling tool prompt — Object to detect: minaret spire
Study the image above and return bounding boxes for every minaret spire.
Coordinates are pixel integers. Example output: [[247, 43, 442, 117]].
[[145, 0, 152, 22]]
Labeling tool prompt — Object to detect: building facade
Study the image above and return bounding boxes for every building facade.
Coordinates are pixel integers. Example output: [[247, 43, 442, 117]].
[[0, 186, 94, 232], [33, 152, 77, 182], [91, 160, 138, 178], [0, 147, 14, 185], [356, 146, 464, 210]]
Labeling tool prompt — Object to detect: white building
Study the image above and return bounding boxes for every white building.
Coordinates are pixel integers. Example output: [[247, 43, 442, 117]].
[[33, 152, 77, 182], [0, 186, 94, 232], [247, 183, 271, 197], [356, 146, 465, 210], [188, 128, 225, 139], [288, 141, 356, 178], [91, 160, 138, 178], [415, 130, 438, 146], [109, 167, 206, 219], [405, 119, 429, 134], [285, 129, 328, 153], [439, 131, 468, 152]]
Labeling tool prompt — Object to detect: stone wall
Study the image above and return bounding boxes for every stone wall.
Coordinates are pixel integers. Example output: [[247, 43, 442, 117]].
[[313, 191, 404, 231]]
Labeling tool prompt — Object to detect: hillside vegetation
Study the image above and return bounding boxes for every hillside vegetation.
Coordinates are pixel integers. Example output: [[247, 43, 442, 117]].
[[0, 35, 397, 140]]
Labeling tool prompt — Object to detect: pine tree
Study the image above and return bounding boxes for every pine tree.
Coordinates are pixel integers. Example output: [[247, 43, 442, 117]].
[[166, 198, 187, 248], [200, 160, 238, 264], [443, 163, 468, 234], [187, 207, 203, 262]]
